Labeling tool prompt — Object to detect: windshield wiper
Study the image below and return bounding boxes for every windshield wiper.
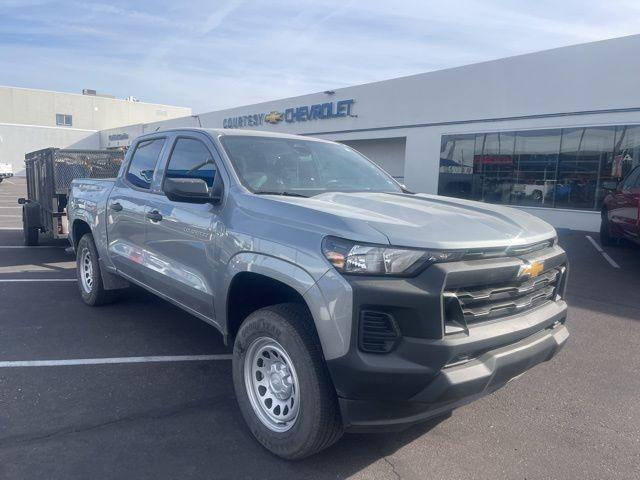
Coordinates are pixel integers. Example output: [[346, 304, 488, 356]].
[[254, 190, 308, 198]]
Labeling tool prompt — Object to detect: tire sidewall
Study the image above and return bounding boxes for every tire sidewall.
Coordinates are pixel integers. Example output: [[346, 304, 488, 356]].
[[232, 308, 325, 458], [76, 234, 101, 305]]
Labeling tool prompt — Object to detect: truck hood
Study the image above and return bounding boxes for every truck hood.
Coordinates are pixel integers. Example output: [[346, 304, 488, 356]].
[[270, 192, 556, 250]]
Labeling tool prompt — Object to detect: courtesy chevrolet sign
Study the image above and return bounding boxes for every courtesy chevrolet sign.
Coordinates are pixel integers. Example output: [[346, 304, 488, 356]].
[[223, 99, 355, 129]]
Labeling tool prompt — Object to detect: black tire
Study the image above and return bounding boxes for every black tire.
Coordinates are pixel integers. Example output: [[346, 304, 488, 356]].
[[600, 211, 618, 247], [232, 303, 343, 460], [22, 208, 38, 246], [76, 233, 119, 306]]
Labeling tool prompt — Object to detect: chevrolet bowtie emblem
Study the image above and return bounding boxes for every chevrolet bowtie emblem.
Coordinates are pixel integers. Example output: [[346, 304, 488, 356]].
[[265, 111, 283, 124], [518, 260, 544, 278]]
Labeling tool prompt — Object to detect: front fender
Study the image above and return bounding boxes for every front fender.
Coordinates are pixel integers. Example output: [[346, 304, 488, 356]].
[[223, 252, 352, 360]]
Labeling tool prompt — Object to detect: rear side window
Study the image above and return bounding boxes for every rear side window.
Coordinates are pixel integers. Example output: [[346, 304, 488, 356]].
[[165, 138, 216, 187], [126, 138, 165, 189], [622, 167, 640, 191]]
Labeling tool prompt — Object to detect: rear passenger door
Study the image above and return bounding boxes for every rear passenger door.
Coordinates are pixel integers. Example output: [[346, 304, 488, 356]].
[[143, 134, 223, 322], [106, 136, 166, 283]]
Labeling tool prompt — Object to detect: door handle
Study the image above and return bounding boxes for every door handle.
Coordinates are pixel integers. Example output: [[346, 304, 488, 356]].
[[110, 202, 123, 212], [146, 210, 163, 222]]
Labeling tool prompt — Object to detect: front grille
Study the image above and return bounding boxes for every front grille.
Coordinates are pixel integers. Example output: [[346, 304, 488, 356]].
[[359, 310, 400, 353], [444, 266, 564, 330], [462, 239, 555, 260]]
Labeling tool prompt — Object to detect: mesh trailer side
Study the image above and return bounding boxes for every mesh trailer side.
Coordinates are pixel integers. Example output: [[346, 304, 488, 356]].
[[52, 150, 125, 194]]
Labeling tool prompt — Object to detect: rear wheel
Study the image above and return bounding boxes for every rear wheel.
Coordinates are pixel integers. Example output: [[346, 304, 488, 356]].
[[232, 303, 343, 459], [600, 211, 618, 247], [76, 233, 119, 306]]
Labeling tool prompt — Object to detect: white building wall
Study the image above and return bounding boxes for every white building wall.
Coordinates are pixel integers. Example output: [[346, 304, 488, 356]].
[[0, 124, 99, 175], [0, 86, 191, 131]]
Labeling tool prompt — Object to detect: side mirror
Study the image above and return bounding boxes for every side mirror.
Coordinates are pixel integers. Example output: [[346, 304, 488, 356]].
[[164, 177, 213, 204], [601, 181, 619, 192]]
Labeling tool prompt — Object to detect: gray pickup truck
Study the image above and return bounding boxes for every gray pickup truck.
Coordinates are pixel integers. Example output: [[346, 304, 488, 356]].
[[68, 128, 569, 459]]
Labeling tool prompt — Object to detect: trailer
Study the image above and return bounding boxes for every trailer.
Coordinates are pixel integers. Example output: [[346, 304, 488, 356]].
[[18, 148, 124, 246]]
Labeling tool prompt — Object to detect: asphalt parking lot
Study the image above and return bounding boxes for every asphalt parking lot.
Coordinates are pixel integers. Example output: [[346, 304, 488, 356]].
[[1, 177, 639, 480]]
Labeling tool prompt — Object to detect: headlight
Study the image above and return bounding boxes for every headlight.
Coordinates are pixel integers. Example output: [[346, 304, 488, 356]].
[[321, 236, 464, 276]]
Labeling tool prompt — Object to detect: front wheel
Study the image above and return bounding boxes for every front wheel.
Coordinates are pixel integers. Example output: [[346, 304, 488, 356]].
[[232, 304, 343, 459]]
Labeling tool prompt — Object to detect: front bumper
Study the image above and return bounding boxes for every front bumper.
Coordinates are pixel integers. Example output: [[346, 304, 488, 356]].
[[325, 245, 569, 432], [337, 318, 568, 431], [0, 173, 13, 179]]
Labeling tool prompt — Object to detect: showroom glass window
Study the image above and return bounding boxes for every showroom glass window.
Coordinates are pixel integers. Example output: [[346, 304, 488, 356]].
[[558, 127, 614, 210], [438, 124, 640, 211], [438, 134, 475, 198], [613, 125, 640, 180], [475, 132, 516, 204], [165, 138, 216, 187], [510, 130, 560, 207]]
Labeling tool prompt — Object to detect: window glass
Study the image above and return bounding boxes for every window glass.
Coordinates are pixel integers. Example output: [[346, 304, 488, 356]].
[[621, 167, 640, 191], [475, 132, 515, 204], [439, 124, 640, 210], [558, 127, 614, 210], [221, 136, 401, 196], [165, 138, 216, 187], [55, 114, 72, 126], [511, 130, 560, 207], [438, 134, 475, 198], [612, 126, 640, 181], [126, 138, 165, 189]]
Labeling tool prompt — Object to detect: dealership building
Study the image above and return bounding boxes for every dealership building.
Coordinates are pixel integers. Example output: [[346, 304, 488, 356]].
[[0, 86, 191, 175], [82, 35, 640, 231]]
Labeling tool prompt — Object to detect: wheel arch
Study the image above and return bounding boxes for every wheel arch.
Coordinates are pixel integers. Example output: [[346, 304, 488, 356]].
[[223, 252, 351, 361]]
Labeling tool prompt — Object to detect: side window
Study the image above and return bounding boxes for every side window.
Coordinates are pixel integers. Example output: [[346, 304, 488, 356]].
[[165, 138, 216, 187], [126, 138, 165, 189], [621, 167, 640, 191]]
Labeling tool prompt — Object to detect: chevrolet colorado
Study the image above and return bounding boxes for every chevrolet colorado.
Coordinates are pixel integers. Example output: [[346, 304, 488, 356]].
[[68, 128, 569, 459]]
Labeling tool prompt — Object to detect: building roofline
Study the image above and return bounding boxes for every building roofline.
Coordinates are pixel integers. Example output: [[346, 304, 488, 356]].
[[0, 84, 191, 111]]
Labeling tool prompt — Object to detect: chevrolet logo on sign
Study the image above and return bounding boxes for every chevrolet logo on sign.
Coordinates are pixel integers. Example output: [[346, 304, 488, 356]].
[[264, 111, 284, 124], [518, 260, 544, 278]]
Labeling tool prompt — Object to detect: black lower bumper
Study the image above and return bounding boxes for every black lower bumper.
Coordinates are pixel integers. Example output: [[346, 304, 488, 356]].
[[338, 320, 568, 431], [328, 299, 569, 432]]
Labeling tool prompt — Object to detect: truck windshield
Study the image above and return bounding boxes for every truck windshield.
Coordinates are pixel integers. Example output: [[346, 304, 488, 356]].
[[220, 135, 402, 197]]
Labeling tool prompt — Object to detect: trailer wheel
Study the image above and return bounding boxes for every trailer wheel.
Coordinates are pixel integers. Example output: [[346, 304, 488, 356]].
[[22, 207, 39, 246], [76, 233, 120, 306]]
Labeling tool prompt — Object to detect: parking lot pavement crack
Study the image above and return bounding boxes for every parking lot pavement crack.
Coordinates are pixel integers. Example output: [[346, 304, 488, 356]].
[[383, 456, 402, 480], [0, 396, 231, 449]]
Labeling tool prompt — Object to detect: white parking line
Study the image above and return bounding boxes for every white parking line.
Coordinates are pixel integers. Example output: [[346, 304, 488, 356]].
[[0, 278, 76, 282], [0, 214, 20, 218], [0, 354, 232, 368], [586, 235, 621, 269], [0, 245, 65, 249]]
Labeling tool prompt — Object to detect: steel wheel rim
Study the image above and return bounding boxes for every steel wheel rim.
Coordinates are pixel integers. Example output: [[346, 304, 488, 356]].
[[80, 248, 94, 294], [243, 336, 300, 432]]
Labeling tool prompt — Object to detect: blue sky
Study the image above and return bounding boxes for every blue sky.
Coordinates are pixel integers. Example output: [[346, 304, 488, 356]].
[[0, 0, 638, 113]]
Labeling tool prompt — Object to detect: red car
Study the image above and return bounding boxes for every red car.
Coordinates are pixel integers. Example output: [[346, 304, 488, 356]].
[[601, 166, 640, 246]]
